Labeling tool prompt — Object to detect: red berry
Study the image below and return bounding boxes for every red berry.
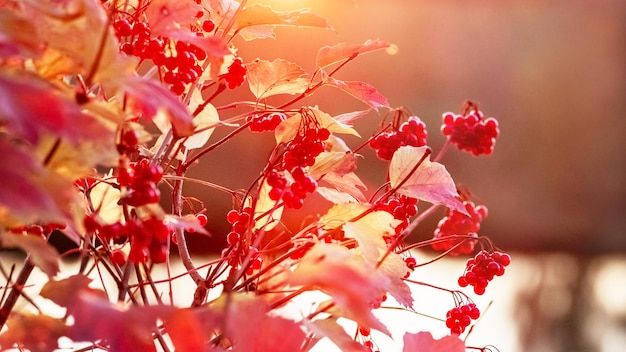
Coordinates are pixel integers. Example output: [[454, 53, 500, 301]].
[[196, 213, 208, 227]]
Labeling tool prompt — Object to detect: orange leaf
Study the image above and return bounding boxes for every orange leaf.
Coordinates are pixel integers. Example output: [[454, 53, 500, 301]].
[[0, 234, 60, 277], [0, 10, 41, 58], [0, 313, 67, 352], [316, 40, 391, 68], [389, 146, 467, 215], [246, 58, 310, 99]]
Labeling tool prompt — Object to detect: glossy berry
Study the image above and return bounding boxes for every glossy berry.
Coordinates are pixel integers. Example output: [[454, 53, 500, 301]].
[[432, 201, 487, 255], [441, 109, 499, 156], [247, 112, 286, 132], [458, 250, 511, 295], [222, 58, 246, 89], [445, 303, 480, 335], [369, 116, 427, 160]]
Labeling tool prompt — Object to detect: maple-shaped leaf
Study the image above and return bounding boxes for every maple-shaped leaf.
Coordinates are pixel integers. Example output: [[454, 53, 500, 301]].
[[184, 89, 220, 150], [0, 139, 78, 228], [145, 0, 200, 37], [124, 77, 195, 138], [275, 108, 359, 144], [324, 77, 389, 111], [0, 313, 67, 352], [342, 211, 397, 263], [389, 146, 467, 215], [289, 243, 391, 335], [0, 9, 41, 58], [309, 151, 357, 178], [318, 172, 368, 203], [0, 233, 60, 276], [402, 332, 465, 352], [307, 317, 368, 352], [234, 4, 333, 41], [211, 293, 306, 352], [246, 58, 310, 99], [316, 40, 391, 68], [40, 274, 99, 307], [319, 203, 369, 230]]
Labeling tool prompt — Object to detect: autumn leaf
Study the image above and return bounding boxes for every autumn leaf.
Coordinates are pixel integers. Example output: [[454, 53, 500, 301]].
[[0, 313, 67, 352], [246, 58, 310, 99], [402, 331, 465, 352], [253, 177, 283, 232], [40, 274, 99, 307], [162, 308, 209, 352], [289, 243, 391, 335], [307, 317, 368, 352], [318, 172, 368, 203], [184, 89, 220, 150], [309, 151, 358, 178], [0, 9, 41, 58], [316, 40, 391, 68], [324, 77, 389, 111], [319, 203, 369, 230], [0, 233, 60, 277], [275, 108, 359, 144], [145, 0, 200, 37], [234, 4, 333, 41], [389, 146, 468, 215], [124, 77, 196, 138]]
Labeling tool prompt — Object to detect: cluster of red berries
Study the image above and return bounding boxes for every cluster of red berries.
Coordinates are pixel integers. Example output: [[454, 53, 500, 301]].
[[221, 58, 247, 90], [117, 158, 163, 207], [445, 303, 481, 335], [369, 116, 428, 160], [432, 200, 487, 255], [441, 109, 499, 156], [84, 215, 171, 264], [113, 18, 209, 96], [267, 167, 317, 209], [458, 250, 511, 295], [225, 207, 253, 247], [8, 223, 67, 239], [247, 112, 286, 133], [375, 194, 419, 237], [282, 127, 330, 170], [223, 207, 263, 273]]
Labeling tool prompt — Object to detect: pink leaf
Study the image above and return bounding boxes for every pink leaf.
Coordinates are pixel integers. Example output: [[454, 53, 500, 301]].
[[289, 243, 391, 335], [308, 318, 368, 352], [316, 40, 391, 68], [389, 146, 468, 215], [246, 58, 310, 99], [125, 78, 195, 138], [324, 77, 389, 111], [402, 332, 465, 352], [145, 0, 200, 37], [0, 234, 60, 277]]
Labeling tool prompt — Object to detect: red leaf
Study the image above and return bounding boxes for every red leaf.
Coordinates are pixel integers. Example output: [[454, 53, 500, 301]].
[[125, 78, 195, 138], [289, 243, 391, 335], [0, 313, 67, 352], [246, 58, 310, 99], [145, 0, 200, 37], [389, 146, 468, 215], [0, 234, 60, 277], [307, 318, 368, 352], [402, 331, 465, 352], [316, 40, 391, 68], [163, 309, 208, 352], [324, 77, 389, 111]]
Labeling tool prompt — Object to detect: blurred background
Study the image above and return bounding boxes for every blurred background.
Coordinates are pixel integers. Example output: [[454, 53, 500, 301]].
[[178, 0, 625, 351]]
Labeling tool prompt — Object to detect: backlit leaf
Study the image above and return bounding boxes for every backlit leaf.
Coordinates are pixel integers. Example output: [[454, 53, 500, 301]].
[[317, 172, 368, 204], [246, 58, 310, 99], [289, 243, 391, 335], [0, 9, 41, 58], [316, 40, 391, 68], [184, 89, 220, 150], [125, 78, 195, 138], [253, 176, 283, 232], [307, 317, 368, 352], [389, 146, 467, 215], [0, 233, 60, 277], [342, 211, 397, 263], [275, 108, 359, 145], [324, 77, 389, 111], [0, 313, 67, 352], [145, 0, 200, 37], [309, 151, 357, 178], [402, 331, 465, 352]]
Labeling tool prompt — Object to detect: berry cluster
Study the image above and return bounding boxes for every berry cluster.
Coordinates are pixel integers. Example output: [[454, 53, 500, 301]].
[[458, 250, 511, 295], [247, 112, 286, 133], [118, 158, 163, 207], [267, 167, 317, 209], [221, 58, 247, 89], [225, 207, 253, 247], [441, 109, 499, 156], [445, 303, 480, 335], [84, 215, 171, 264], [113, 18, 208, 96], [369, 116, 428, 160], [432, 201, 487, 255], [375, 194, 419, 237], [282, 127, 330, 170], [223, 207, 263, 274]]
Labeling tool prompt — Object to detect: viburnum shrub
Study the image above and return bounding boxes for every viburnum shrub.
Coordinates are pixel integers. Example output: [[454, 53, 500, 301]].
[[0, 1, 509, 351]]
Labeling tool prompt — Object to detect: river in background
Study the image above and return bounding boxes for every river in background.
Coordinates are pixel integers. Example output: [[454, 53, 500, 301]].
[[2, 251, 625, 352]]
